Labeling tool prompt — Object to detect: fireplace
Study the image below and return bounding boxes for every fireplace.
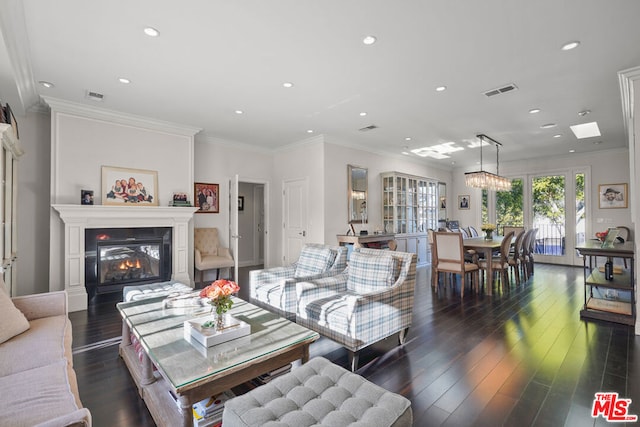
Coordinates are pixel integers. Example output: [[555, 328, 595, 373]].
[[85, 227, 172, 299]]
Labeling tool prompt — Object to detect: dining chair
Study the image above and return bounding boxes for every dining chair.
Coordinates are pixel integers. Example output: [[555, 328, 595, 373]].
[[460, 227, 470, 239], [468, 226, 479, 237], [433, 231, 479, 298], [478, 231, 515, 290], [503, 225, 525, 238], [519, 228, 538, 279], [508, 229, 526, 284], [428, 229, 437, 289]]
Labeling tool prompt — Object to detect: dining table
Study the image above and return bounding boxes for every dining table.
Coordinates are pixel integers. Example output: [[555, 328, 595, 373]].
[[463, 235, 506, 294]]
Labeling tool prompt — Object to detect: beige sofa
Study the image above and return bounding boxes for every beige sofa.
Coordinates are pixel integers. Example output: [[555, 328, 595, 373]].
[[0, 290, 91, 426]]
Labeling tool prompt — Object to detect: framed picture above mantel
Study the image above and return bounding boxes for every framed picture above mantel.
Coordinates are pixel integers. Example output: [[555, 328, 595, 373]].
[[102, 166, 158, 206]]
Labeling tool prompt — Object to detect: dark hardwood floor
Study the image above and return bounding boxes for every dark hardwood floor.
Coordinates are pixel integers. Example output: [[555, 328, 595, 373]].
[[70, 264, 640, 426]]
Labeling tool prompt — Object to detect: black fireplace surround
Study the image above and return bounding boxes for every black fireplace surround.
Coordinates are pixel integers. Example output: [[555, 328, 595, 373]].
[[85, 227, 172, 299]]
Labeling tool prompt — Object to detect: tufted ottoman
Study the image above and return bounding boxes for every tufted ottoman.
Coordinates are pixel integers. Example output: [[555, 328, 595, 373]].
[[122, 280, 192, 302], [222, 357, 412, 427]]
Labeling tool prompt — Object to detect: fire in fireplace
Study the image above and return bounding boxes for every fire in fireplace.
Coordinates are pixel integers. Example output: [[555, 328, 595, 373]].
[[85, 227, 172, 299]]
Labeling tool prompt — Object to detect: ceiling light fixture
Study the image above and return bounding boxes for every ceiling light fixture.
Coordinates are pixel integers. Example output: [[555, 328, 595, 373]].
[[359, 112, 367, 117], [553, 134, 563, 138], [282, 82, 294, 88], [569, 149, 576, 153], [570, 121, 601, 139], [465, 134, 512, 191], [39, 81, 54, 88], [118, 78, 131, 84], [404, 137, 411, 141], [362, 35, 377, 45], [435, 86, 447, 92], [561, 40, 580, 51], [540, 123, 557, 129], [306, 129, 314, 133], [143, 27, 160, 37], [234, 110, 244, 115], [529, 108, 541, 114]]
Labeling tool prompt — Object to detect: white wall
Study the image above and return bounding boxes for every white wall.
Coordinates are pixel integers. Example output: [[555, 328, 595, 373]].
[[47, 100, 197, 292], [323, 141, 452, 244], [16, 111, 50, 295], [194, 137, 273, 273]]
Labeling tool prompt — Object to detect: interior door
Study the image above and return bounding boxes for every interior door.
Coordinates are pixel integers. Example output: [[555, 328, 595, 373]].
[[229, 175, 239, 280], [283, 178, 308, 265]]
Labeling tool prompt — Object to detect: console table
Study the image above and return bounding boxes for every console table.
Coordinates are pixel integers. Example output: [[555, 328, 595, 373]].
[[336, 233, 395, 249], [576, 240, 635, 325]]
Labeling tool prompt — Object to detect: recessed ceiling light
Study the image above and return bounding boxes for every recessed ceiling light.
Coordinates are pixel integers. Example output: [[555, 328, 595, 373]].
[[39, 81, 54, 88], [306, 129, 314, 133], [143, 27, 160, 37], [401, 151, 409, 155], [529, 108, 541, 114], [553, 134, 563, 138], [540, 123, 557, 129], [362, 35, 377, 45], [359, 112, 367, 117], [405, 137, 412, 141], [570, 121, 601, 139], [118, 78, 131, 84], [569, 149, 576, 153], [235, 110, 244, 115], [451, 161, 456, 165], [282, 82, 294, 88], [435, 86, 447, 92], [561, 40, 580, 51], [577, 109, 591, 117]]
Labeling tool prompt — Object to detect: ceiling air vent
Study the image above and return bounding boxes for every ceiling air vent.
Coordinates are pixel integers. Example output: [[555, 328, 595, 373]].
[[85, 90, 104, 102], [483, 83, 518, 97], [359, 125, 378, 132]]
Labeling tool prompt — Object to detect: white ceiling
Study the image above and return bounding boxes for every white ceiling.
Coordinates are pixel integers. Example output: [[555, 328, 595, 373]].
[[2, 0, 640, 169]]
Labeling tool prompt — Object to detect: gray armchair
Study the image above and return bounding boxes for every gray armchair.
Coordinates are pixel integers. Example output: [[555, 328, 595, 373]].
[[249, 243, 347, 319], [295, 248, 417, 371]]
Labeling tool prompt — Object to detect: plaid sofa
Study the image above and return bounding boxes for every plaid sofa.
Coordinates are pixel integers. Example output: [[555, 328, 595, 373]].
[[249, 244, 347, 319], [295, 248, 417, 371]]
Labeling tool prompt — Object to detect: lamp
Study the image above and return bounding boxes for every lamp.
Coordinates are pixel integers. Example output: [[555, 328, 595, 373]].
[[465, 134, 512, 191]]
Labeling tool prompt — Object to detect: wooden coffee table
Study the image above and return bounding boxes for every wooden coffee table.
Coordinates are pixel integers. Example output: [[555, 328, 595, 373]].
[[117, 295, 319, 427]]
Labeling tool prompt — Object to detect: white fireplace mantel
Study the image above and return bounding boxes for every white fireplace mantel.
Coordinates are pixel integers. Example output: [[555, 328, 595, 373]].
[[52, 204, 198, 311]]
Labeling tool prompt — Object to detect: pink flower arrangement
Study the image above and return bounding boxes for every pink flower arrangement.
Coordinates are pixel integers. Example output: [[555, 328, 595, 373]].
[[200, 279, 240, 315]]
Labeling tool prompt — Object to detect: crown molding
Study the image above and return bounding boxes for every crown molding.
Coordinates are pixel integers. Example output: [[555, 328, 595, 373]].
[[618, 66, 640, 135], [0, 0, 40, 115], [42, 96, 201, 137]]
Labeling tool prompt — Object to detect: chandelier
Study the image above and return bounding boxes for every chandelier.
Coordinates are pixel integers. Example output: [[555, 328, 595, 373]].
[[465, 134, 512, 191]]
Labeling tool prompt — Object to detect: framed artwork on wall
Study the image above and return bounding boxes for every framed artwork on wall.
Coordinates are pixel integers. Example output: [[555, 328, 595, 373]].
[[194, 182, 219, 213], [102, 166, 158, 206], [238, 196, 244, 211], [599, 183, 628, 209], [458, 195, 470, 210]]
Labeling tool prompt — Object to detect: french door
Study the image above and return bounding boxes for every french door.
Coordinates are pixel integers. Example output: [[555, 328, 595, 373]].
[[489, 167, 589, 266]]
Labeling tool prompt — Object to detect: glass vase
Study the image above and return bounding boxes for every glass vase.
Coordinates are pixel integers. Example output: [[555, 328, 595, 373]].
[[484, 230, 493, 240]]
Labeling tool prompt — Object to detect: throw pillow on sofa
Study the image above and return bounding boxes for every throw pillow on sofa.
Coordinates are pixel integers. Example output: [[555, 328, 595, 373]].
[[347, 251, 397, 293], [295, 246, 336, 277], [0, 288, 29, 344]]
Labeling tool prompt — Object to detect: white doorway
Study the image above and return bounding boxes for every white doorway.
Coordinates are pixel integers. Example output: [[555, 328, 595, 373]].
[[283, 177, 308, 265], [237, 181, 266, 267]]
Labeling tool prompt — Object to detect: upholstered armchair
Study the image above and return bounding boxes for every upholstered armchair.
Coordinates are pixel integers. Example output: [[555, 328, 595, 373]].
[[295, 248, 417, 371], [249, 243, 347, 319], [194, 228, 235, 285]]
